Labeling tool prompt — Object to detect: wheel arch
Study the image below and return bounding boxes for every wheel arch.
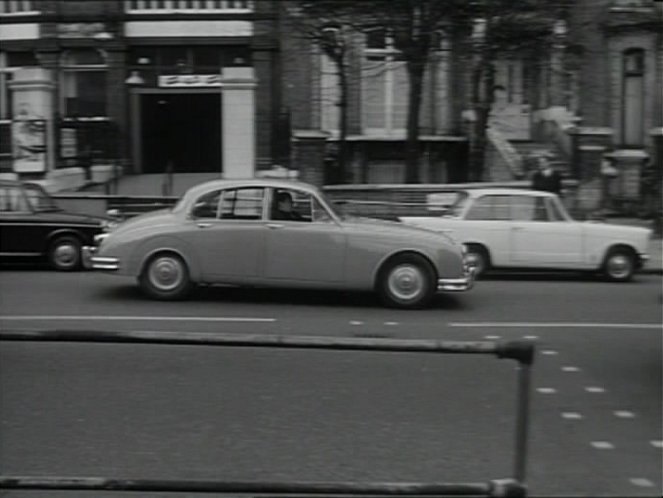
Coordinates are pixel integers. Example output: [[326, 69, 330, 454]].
[[133, 238, 201, 282], [601, 243, 638, 269], [464, 242, 492, 266], [45, 228, 86, 253]]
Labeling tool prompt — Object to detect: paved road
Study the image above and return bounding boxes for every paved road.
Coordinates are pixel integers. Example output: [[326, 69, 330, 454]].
[[0, 269, 661, 497]]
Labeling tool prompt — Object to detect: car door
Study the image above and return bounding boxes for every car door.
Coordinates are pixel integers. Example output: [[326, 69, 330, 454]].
[[0, 185, 42, 255], [461, 194, 512, 266], [187, 187, 266, 281], [509, 195, 583, 267], [264, 188, 346, 283]]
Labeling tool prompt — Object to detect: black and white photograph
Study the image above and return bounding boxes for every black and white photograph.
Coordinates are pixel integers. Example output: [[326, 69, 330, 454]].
[[0, 1, 661, 497]]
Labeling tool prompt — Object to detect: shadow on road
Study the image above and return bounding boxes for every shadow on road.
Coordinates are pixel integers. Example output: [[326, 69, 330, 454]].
[[95, 283, 468, 311]]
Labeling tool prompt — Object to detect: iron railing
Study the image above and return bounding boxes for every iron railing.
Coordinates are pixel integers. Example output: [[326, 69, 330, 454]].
[[0, 330, 534, 497]]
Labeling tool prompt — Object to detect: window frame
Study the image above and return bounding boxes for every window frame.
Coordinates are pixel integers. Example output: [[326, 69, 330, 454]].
[[59, 49, 109, 119]]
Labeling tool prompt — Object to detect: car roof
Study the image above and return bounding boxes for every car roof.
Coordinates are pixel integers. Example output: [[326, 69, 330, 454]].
[[183, 178, 320, 197], [462, 188, 556, 198]]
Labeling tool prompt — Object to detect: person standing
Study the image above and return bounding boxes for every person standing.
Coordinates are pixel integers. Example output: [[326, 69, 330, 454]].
[[531, 151, 563, 195]]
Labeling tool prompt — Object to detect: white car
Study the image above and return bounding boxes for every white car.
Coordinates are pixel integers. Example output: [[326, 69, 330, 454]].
[[400, 188, 652, 281]]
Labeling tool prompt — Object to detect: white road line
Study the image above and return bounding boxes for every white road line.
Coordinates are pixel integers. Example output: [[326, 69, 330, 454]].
[[537, 387, 557, 394], [448, 322, 661, 329], [541, 350, 559, 355], [561, 366, 581, 372], [384, 322, 399, 326], [561, 412, 583, 420], [585, 386, 606, 393], [590, 441, 615, 450], [614, 410, 636, 418], [484, 335, 501, 340], [0, 315, 276, 323], [650, 440, 663, 449], [349, 321, 364, 326], [523, 335, 539, 340], [629, 478, 654, 488]]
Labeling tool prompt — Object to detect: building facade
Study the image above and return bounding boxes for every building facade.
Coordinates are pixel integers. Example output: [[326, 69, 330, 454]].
[[0, 0, 280, 190]]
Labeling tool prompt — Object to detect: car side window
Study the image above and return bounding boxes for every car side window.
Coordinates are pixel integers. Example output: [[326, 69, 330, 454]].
[[0, 186, 29, 213], [271, 188, 312, 222], [546, 197, 565, 221], [511, 196, 549, 222], [466, 195, 510, 220], [220, 188, 264, 220], [191, 189, 222, 219]]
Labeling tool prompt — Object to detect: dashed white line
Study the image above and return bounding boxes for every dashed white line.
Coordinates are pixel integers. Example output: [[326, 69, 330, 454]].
[[561, 412, 583, 420], [537, 387, 557, 394], [349, 321, 364, 326], [448, 322, 661, 329], [651, 440, 663, 449], [384, 322, 399, 326], [541, 350, 559, 355], [0, 315, 276, 323], [591, 441, 615, 450], [523, 335, 539, 340], [585, 386, 606, 393], [629, 478, 654, 488], [561, 366, 581, 372], [614, 410, 636, 418], [484, 335, 501, 340]]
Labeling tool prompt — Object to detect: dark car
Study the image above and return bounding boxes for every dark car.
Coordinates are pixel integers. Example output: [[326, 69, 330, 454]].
[[0, 180, 110, 270]]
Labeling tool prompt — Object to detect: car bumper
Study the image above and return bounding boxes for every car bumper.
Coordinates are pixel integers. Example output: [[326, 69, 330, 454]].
[[82, 246, 120, 271], [437, 266, 476, 292], [637, 252, 650, 270]]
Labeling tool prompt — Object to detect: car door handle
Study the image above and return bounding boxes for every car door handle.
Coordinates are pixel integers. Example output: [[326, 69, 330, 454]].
[[266, 223, 285, 229], [197, 222, 212, 229]]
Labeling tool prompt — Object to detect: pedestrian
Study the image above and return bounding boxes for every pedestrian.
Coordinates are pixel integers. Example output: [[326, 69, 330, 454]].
[[531, 151, 563, 196]]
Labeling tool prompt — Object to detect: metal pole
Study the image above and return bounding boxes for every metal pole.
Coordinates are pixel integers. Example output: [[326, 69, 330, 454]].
[[513, 363, 531, 484]]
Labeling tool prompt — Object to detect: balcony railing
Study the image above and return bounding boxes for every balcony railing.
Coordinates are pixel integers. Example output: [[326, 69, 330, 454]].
[[0, 0, 39, 15], [125, 0, 253, 13]]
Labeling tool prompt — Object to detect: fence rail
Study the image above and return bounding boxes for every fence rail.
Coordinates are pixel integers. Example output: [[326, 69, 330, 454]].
[[0, 330, 534, 497]]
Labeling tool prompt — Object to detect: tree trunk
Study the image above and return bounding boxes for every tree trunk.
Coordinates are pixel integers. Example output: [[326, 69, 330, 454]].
[[405, 60, 425, 184]]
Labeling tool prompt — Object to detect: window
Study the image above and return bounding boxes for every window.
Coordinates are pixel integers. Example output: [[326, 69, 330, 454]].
[[0, 1, 39, 15], [0, 185, 29, 212], [0, 51, 38, 120], [271, 188, 314, 222], [546, 197, 566, 221], [220, 188, 264, 220], [511, 196, 549, 222], [61, 49, 108, 118], [362, 29, 408, 135], [466, 195, 510, 221], [191, 189, 222, 218], [622, 48, 645, 146]]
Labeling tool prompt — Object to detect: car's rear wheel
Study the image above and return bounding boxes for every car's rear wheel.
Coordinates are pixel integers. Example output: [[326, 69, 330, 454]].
[[465, 244, 490, 277], [378, 253, 436, 309], [48, 235, 81, 271], [139, 252, 193, 300], [603, 247, 636, 282]]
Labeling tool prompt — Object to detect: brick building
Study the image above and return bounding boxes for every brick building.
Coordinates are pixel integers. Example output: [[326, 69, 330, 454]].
[[0, 0, 281, 190]]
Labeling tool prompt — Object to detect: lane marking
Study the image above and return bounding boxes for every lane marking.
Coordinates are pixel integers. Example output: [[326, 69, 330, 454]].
[[629, 478, 654, 488], [449, 322, 661, 329], [591, 441, 615, 450], [561, 366, 581, 372], [523, 335, 539, 340], [585, 386, 606, 393], [384, 322, 399, 326], [0, 315, 276, 323], [537, 387, 557, 394], [541, 350, 559, 355], [650, 440, 663, 449], [614, 410, 636, 418], [349, 321, 364, 326], [484, 335, 501, 340], [561, 412, 583, 420]]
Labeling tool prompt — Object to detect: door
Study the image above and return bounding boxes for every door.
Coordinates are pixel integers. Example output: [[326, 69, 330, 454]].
[[264, 188, 346, 283], [622, 49, 645, 146], [509, 195, 583, 267], [140, 93, 221, 173], [0, 184, 42, 255], [186, 187, 265, 280], [462, 194, 512, 266]]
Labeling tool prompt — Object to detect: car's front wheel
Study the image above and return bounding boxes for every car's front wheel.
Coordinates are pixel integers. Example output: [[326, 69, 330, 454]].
[[48, 235, 82, 271], [139, 252, 193, 300], [378, 253, 436, 309], [603, 248, 636, 282]]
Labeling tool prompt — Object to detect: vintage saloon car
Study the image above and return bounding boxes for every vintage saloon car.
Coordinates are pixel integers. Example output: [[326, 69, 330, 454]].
[[0, 180, 110, 270], [86, 179, 474, 308], [400, 188, 652, 281]]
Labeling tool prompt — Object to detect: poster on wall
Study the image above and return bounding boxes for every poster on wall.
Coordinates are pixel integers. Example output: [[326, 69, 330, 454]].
[[12, 119, 47, 173]]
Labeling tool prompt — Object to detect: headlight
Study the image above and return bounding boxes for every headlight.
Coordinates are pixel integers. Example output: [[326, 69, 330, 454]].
[[94, 233, 109, 245]]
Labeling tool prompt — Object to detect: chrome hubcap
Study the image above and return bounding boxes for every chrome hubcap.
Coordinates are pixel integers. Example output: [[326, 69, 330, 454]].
[[607, 254, 631, 279], [387, 264, 425, 301], [148, 256, 183, 291], [54, 243, 78, 267]]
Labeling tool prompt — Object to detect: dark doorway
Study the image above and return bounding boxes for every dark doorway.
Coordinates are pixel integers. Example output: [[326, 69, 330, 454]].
[[140, 93, 221, 173]]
